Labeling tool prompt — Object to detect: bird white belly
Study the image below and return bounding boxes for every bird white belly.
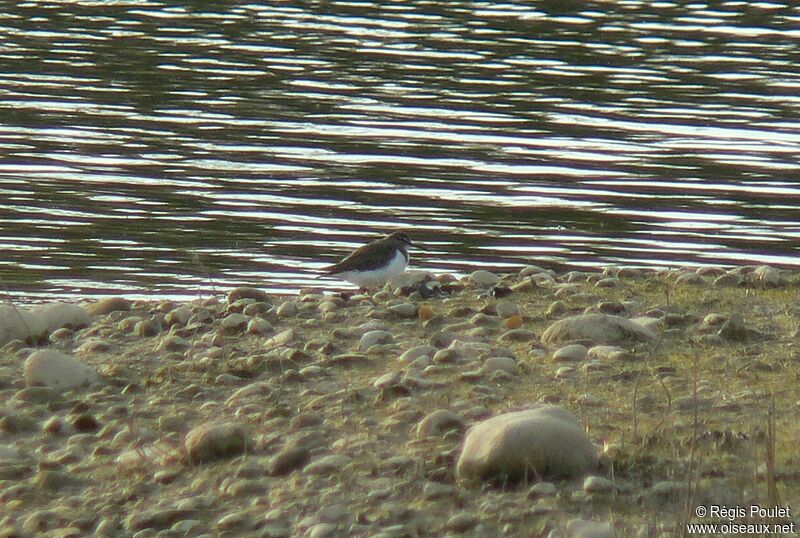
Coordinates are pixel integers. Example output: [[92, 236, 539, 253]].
[[338, 250, 408, 289]]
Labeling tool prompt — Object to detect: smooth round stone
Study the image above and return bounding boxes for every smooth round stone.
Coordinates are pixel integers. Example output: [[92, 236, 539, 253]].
[[242, 302, 269, 316], [553, 344, 587, 362], [304, 455, 352, 475], [495, 301, 520, 318], [388, 303, 417, 318], [221, 313, 248, 333], [469, 270, 500, 287], [675, 272, 706, 286], [158, 335, 189, 352], [482, 357, 518, 375], [528, 481, 557, 498], [398, 345, 435, 365], [422, 481, 454, 500], [519, 265, 551, 277], [594, 277, 621, 288], [566, 519, 615, 538], [170, 520, 205, 534], [587, 345, 630, 361], [49, 327, 74, 342], [24, 350, 100, 390], [373, 372, 401, 389], [228, 286, 269, 303], [752, 265, 782, 287], [583, 475, 614, 493], [165, 306, 192, 326], [448, 512, 479, 533], [359, 330, 393, 350], [555, 366, 577, 379], [86, 297, 132, 316], [498, 329, 536, 343], [184, 422, 250, 464], [76, 338, 112, 354], [470, 313, 496, 327], [713, 273, 743, 287], [546, 301, 567, 318], [318, 301, 339, 314], [133, 319, 161, 337], [247, 318, 272, 335], [269, 446, 310, 476], [416, 409, 464, 438], [276, 301, 299, 318]]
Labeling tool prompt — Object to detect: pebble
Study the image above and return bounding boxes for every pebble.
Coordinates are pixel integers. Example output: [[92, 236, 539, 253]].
[[220, 313, 248, 333], [528, 481, 558, 498], [304, 454, 352, 475], [76, 338, 112, 354], [359, 330, 394, 350], [85, 297, 132, 316], [125, 509, 194, 531], [133, 319, 161, 337], [495, 301, 520, 318], [398, 345, 435, 365], [520, 265, 553, 277], [422, 481, 454, 500], [265, 328, 295, 349], [34, 469, 84, 491], [388, 303, 417, 318], [456, 406, 597, 482], [594, 277, 621, 288], [448, 512, 479, 533], [159, 335, 189, 352], [717, 312, 749, 341], [184, 422, 250, 464], [165, 306, 192, 326], [469, 270, 500, 287], [566, 519, 615, 538], [546, 300, 567, 318], [247, 317, 272, 334], [553, 344, 588, 362], [587, 345, 630, 361], [269, 446, 310, 475], [277, 301, 299, 317], [555, 366, 577, 379], [713, 273, 743, 287], [751, 265, 782, 287], [498, 328, 536, 342], [24, 350, 101, 390], [583, 475, 614, 493], [228, 286, 270, 303], [675, 272, 706, 285], [482, 356, 518, 375], [416, 409, 465, 438]]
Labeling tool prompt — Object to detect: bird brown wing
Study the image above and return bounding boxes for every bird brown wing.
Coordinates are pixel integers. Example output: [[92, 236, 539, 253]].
[[323, 239, 394, 275]]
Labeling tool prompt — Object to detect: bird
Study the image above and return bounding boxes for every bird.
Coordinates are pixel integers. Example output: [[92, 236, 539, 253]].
[[320, 232, 424, 291]]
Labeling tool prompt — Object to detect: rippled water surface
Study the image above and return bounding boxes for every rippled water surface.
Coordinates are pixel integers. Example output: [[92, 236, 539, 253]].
[[2, 1, 800, 300]]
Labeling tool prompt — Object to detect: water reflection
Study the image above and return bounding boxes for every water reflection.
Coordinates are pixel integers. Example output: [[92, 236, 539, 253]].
[[0, 0, 798, 301]]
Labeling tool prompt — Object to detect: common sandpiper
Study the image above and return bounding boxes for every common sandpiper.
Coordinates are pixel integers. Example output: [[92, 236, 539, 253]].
[[321, 232, 424, 291]]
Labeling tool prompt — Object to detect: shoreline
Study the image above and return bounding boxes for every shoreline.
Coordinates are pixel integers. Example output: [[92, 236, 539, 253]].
[[1, 264, 798, 537]]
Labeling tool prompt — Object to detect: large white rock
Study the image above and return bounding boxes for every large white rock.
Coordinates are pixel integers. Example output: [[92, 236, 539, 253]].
[[542, 314, 656, 346], [0, 306, 47, 345], [31, 303, 92, 333], [0, 303, 92, 346], [24, 350, 101, 390], [456, 405, 597, 483]]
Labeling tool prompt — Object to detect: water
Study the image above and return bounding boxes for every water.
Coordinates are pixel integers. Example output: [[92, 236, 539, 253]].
[[1, 1, 799, 301]]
